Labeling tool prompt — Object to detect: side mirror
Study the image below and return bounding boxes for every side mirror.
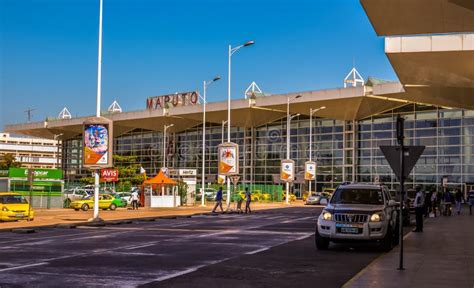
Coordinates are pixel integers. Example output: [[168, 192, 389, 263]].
[[388, 199, 397, 207], [320, 198, 328, 206]]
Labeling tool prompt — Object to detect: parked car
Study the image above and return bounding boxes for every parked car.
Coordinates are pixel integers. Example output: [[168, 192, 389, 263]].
[[64, 188, 92, 207], [196, 188, 218, 201], [70, 194, 125, 211], [0, 192, 34, 221], [115, 192, 132, 206], [305, 192, 329, 205], [316, 183, 399, 251]]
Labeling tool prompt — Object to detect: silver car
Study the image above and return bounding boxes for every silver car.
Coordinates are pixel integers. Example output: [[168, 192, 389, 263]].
[[316, 183, 399, 251]]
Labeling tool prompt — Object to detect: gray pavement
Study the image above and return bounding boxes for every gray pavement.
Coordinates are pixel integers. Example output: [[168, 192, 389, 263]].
[[0, 206, 388, 288], [345, 206, 474, 288]]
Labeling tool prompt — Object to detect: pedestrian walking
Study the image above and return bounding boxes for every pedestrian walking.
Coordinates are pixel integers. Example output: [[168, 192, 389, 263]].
[[236, 193, 243, 214], [455, 188, 464, 215], [424, 189, 432, 217], [244, 187, 252, 214], [468, 190, 474, 215], [443, 190, 453, 216], [413, 186, 425, 232], [131, 190, 139, 210], [212, 187, 224, 213], [431, 188, 438, 217]]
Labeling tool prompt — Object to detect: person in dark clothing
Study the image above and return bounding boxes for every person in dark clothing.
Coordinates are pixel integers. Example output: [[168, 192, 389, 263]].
[[443, 190, 453, 216], [244, 187, 252, 214], [424, 190, 432, 217], [413, 186, 425, 232], [454, 188, 463, 215], [468, 190, 474, 215], [212, 187, 224, 213]]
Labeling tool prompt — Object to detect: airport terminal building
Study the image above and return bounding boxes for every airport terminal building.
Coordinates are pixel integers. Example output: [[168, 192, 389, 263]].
[[6, 0, 474, 195]]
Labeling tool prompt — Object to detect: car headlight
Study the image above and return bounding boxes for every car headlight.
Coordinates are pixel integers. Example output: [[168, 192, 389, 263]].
[[322, 211, 332, 221], [370, 213, 384, 222], [2, 206, 9, 212]]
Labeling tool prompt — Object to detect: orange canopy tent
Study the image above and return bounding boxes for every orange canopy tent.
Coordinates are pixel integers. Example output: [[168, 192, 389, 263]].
[[143, 170, 177, 185]]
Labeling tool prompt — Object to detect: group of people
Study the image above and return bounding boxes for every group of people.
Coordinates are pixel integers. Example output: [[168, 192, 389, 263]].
[[413, 185, 474, 232], [212, 187, 252, 214]]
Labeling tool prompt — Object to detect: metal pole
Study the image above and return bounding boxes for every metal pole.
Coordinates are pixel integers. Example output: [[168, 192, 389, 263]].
[[93, 0, 103, 221], [201, 81, 206, 207], [226, 45, 232, 208], [309, 109, 313, 193], [398, 115, 405, 270], [163, 125, 166, 168], [286, 97, 290, 204]]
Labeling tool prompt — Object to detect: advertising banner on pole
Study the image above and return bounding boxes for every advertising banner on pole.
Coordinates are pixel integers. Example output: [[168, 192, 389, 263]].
[[304, 161, 316, 180], [280, 159, 295, 182], [83, 117, 113, 168], [218, 142, 239, 175]]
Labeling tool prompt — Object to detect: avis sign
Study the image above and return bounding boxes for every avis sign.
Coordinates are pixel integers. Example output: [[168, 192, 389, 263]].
[[100, 169, 119, 182]]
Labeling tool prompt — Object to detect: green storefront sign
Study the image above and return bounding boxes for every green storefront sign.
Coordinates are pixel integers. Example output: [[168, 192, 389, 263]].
[[8, 168, 62, 180]]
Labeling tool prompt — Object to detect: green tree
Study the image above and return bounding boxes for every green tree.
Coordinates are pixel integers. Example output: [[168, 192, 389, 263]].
[[78, 155, 145, 191], [0, 153, 21, 169]]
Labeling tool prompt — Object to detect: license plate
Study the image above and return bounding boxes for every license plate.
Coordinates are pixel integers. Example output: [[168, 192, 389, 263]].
[[15, 213, 24, 217], [340, 227, 359, 234]]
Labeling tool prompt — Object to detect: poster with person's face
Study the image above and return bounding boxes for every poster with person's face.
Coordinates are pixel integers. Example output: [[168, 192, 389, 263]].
[[83, 121, 112, 168]]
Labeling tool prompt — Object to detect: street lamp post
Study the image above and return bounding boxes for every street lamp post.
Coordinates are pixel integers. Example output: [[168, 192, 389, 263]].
[[309, 106, 326, 193], [92, 0, 104, 221], [201, 76, 221, 207], [221, 120, 227, 144], [227, 40, 254, 206], [163, 124, 174, 168], [286, 95, 301, 204]]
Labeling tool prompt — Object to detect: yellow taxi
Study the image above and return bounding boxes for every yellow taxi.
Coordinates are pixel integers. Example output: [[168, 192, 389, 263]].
[[70, 194, 125, 211], [0, 192, 34, 222]]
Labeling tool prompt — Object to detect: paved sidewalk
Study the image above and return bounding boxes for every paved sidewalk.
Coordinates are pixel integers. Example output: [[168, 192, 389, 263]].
[[345, 206, 474, 288], [0, 201, 306, 231]]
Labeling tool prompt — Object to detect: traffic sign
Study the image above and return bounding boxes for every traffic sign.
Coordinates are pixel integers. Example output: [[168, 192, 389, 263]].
[[380, 146, 425, 181]]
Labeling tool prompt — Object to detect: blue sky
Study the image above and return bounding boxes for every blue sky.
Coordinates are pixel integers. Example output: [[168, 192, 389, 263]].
[[0, 0, 397, 130]]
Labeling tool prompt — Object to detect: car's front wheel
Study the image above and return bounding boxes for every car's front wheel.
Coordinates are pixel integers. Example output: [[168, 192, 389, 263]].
[[109, 204, 117, 211], [315, 225, 330, 250], [81, 204, 89, 211]]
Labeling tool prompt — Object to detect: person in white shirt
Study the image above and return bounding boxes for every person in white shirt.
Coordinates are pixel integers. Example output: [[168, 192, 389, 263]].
[[131, 190, 139, 210], [413, 186, 425, 232]]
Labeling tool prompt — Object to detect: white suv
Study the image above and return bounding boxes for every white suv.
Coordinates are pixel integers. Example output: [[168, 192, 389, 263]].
[[316, 183, 399, 251]]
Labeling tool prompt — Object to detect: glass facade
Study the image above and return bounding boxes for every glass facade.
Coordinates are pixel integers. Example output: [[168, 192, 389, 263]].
[[62, 104, 474, 193]]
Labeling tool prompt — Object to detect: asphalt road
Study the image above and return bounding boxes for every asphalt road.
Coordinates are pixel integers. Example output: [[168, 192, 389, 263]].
[[0, 207, 395, 288]]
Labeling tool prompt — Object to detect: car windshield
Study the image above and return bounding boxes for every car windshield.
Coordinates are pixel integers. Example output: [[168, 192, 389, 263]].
[[330, 188, 384, 205], [0, 195, 28, 204]]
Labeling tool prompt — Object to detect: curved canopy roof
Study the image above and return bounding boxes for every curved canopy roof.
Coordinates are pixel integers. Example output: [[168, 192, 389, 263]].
[[361, 0, 474, 36], [4, 83, 405, 140]]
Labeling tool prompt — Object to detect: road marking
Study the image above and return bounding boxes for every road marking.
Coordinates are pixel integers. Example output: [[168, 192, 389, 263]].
[[125, 243, 157, 250], [153, 265, 207, 282], [0, 262, 48, 272], [245, 247, 270, 255]]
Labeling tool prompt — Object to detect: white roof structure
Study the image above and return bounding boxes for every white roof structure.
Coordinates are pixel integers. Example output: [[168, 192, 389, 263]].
[[58, 107, 72, 119], [245, 81, 264, 99], [108, 100, 123, 113], [344, 67, 364, 88]]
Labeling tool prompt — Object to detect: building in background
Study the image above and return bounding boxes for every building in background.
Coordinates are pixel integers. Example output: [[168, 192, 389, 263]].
[[0, 133, 60, 169]]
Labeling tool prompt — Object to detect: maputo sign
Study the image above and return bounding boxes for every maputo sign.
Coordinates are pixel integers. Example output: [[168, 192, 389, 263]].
[[146, 92, 199, 110]]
